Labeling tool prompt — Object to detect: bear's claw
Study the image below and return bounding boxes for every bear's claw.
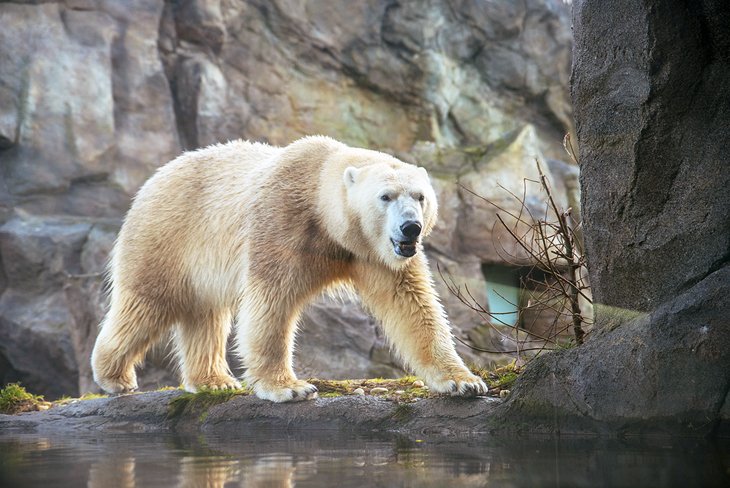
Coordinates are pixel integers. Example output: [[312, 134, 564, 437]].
[[429, 372, 489, 397], [291, 384, 318, 399], [455, 380, 488, 397]]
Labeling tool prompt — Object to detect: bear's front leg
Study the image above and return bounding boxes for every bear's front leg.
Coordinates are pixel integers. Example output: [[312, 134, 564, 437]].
[[235, 285, 318, 403], [354, 258, 488, 397]]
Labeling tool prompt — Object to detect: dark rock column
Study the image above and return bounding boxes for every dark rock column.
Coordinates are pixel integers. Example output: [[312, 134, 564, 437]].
[[572, 0, 730, 314], [489, 0, 730, 436]]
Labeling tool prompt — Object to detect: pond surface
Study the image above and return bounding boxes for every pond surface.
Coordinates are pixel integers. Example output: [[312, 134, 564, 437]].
[[0, 431, 728, 487]]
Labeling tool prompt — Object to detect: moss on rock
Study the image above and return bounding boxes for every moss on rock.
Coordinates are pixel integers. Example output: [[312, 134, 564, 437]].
[[0, 383, 51, 415], [167, 388, 249, 420], [310, 377, 431, 403], [471, 362, 523, 391]]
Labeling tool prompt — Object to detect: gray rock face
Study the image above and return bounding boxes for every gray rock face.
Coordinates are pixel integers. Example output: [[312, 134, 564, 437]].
[[0, 0, 574, 397], [572, 0, 730, 313], [487, 0, 730, 436], [0, 216, 90, 398], [296, 297, 404, 379]]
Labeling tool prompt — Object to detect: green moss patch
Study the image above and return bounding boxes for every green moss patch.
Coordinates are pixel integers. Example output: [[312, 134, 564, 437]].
[[55, 391, 111, 406], [310, 377, 427, 403], [311, 368, 522, 402], [471, 362, 523, 393], [0, 383, 51, 415], [167, 388, 249, 421]]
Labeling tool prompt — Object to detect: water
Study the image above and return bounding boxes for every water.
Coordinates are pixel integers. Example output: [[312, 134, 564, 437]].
[[0, 431, 728, 487]]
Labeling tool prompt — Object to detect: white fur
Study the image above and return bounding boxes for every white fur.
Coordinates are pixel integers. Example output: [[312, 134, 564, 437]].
[[91, 136, 486, 402]]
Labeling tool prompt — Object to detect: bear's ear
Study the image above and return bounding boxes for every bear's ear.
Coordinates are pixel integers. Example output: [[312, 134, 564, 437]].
[[418, 166, 430, 180], [343, 166, 360, 188]]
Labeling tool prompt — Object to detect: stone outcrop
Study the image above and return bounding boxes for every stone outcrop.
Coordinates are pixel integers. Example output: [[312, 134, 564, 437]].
[[0, 0, 574, 397], [488, 0, 730, 437], [0, 390, 501, 438], [572, 0, 730, 314], [494, 267, 730, 437]]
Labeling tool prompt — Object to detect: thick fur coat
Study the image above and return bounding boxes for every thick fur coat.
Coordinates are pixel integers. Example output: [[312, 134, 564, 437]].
[[91, 136, 487, 402]]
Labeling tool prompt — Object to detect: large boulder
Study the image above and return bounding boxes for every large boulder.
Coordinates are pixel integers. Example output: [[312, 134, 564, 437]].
[[571, 0, 730, 314], [0, 3, 115, 197], [0, 1, 179, 216], [489, 0, 730, 436], [0, 216, 91, 398], [495, 266, 730, 436]]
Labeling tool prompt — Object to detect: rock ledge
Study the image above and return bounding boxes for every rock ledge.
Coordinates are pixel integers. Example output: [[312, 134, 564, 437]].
[[0, 390, 501, 438]]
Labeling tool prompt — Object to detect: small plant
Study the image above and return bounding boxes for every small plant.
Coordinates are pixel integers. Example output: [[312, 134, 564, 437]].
[[471, 362, 523, 392], [0, 383, 51, 414], [443, 134, 593, 362]]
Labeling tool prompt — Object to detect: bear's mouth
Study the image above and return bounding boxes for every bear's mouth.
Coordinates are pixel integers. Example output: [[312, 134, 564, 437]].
[[391, 238, 417, 258]]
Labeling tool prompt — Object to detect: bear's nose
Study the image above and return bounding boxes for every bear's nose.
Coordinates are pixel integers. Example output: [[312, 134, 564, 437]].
[[400, 221, 422, 240]]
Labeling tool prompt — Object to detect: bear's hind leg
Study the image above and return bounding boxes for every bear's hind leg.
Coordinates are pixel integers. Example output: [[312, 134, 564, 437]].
[[235, 289, 318, 403], [176, 308, 240, 391], [91, 297, 170, 393]]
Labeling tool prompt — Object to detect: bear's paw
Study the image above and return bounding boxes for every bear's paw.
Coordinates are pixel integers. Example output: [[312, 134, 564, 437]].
[[253, 379, 319, 403], [94, 372, 139, 395], [184, 375, 242, 393], [428, 371, 488, 398]]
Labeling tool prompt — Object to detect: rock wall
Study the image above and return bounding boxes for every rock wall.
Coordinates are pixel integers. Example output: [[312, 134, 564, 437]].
[[0, 0, 574, 397], [573, 0, 730, 314], [490, 0, 730, 437]]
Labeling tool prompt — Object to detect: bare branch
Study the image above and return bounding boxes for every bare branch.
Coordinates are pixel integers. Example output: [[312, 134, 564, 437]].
[[441, 144, 592, 358]]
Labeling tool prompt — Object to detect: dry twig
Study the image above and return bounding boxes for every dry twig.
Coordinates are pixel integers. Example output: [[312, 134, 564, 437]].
[[446, 134, 592, 361]]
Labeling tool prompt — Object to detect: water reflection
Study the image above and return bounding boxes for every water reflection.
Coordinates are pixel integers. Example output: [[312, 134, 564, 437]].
[[0, 431, 728, 487]]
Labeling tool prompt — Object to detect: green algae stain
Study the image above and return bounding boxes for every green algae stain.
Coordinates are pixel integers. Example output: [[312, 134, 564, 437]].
[[167, 388, 248, 421]]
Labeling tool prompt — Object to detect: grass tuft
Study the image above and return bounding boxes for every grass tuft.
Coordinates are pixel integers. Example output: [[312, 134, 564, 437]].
[[78, 392, 108, 401], [0, 383, 51, 414]]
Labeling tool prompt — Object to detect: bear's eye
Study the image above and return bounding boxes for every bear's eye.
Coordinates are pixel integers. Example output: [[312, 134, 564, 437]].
[[417, 194, 425, 202], [380, 194, 391, 202]]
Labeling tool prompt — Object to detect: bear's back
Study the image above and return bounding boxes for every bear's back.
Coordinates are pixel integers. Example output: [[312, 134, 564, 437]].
[[111, 140, 285, 301]]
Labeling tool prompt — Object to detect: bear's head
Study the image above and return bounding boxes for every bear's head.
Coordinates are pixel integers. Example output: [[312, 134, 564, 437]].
[[343, 162, 438, 268]]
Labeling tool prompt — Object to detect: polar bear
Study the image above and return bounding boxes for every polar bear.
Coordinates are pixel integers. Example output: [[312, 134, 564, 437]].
[[91, 136, 487, 402]]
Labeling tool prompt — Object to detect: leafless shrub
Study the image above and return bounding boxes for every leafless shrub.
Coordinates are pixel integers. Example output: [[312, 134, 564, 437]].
[[442, 134, 592, 361]]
